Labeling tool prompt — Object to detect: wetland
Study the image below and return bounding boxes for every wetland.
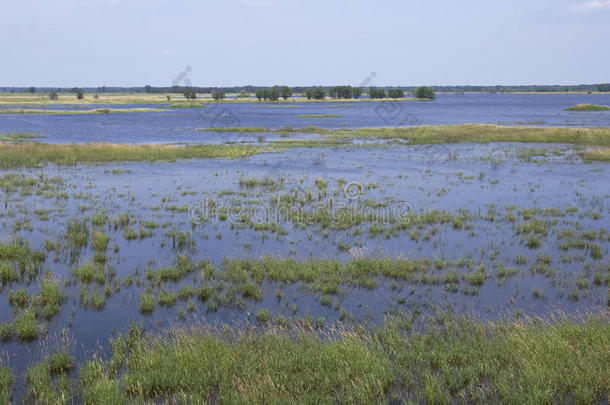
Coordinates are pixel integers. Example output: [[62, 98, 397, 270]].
[[0, 93, 608, 403]]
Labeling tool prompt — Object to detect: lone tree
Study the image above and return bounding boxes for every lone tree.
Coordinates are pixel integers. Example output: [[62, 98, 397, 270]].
[[280, 86, 292, 100], [48, 91, 58, 100], [184, 88, 197, 100], [28, 86, 36, 94], [255, 90, 264, 101], [388, 89, 404, 98], [76, 91, 84, 100], [415, 86, 435, 99], [211, 89, 225, 100], [268, 86, 280, 101], [368, 88, 386, 99]]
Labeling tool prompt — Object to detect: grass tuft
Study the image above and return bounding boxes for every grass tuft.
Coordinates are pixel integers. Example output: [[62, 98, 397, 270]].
[[565, 103, 610, 111], [64, 315, 610, 404]]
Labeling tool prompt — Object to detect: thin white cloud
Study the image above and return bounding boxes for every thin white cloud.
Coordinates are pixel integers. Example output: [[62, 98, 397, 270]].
[[105, 0, 120, 7], [572, 0, 610, 11], [162, 49, 176, 56]]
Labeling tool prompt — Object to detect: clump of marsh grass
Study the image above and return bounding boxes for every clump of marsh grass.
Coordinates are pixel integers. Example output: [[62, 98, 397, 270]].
[[24, 352, 74, 404], [581, 147, 610, 162], [0, 366, 13, 404], [0, 240, 46, 281], [13, 310, 41, 341], [565, 103, 610, 111], [0, 132, 43, 143], [139, 290, 156, 313]]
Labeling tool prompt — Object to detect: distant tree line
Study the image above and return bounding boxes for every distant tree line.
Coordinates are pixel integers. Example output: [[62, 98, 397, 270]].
[[4, 83, 610, 95]]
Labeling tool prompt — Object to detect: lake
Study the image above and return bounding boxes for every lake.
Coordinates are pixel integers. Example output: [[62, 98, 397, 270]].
[[1, 93, 610, 144]]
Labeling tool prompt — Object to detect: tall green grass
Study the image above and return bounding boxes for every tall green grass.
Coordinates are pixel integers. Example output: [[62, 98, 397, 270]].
[[0, 143, 264, 168], [0, 366, 13, 404], [72, 315, 610, 404]]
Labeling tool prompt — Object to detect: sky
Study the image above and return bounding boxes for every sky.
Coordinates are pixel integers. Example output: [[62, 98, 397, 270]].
[[1, 0, 609, 87]]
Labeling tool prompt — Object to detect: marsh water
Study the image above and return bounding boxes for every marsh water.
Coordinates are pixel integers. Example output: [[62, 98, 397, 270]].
[[1, 93, 610, 144], [0, 94, 609, 399]]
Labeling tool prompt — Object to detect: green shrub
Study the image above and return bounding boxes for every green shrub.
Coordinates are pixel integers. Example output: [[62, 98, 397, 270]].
[[415, 86, 435, 99]]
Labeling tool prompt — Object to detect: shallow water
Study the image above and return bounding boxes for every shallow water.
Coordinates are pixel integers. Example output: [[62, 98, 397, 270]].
[[0, 94, 609, 144], [1, 144, 608, 385]]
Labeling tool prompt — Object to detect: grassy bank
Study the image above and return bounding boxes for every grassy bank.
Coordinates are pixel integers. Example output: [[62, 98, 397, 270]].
[[330, 124, 610, 145], [0, 143, 264, 168], [0, 92, 421, 106], [2, 125, 609, 168], [0, 107, 167, 114], [16, 316, 609, 404], [200, 124, 610, 146], [0, 93, 175, 105], [167, 102, 208, 108], [565, 104, 610, 112]]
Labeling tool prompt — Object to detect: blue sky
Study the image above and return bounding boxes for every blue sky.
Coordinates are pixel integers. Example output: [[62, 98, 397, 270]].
[[1, 0, 609, 87]]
